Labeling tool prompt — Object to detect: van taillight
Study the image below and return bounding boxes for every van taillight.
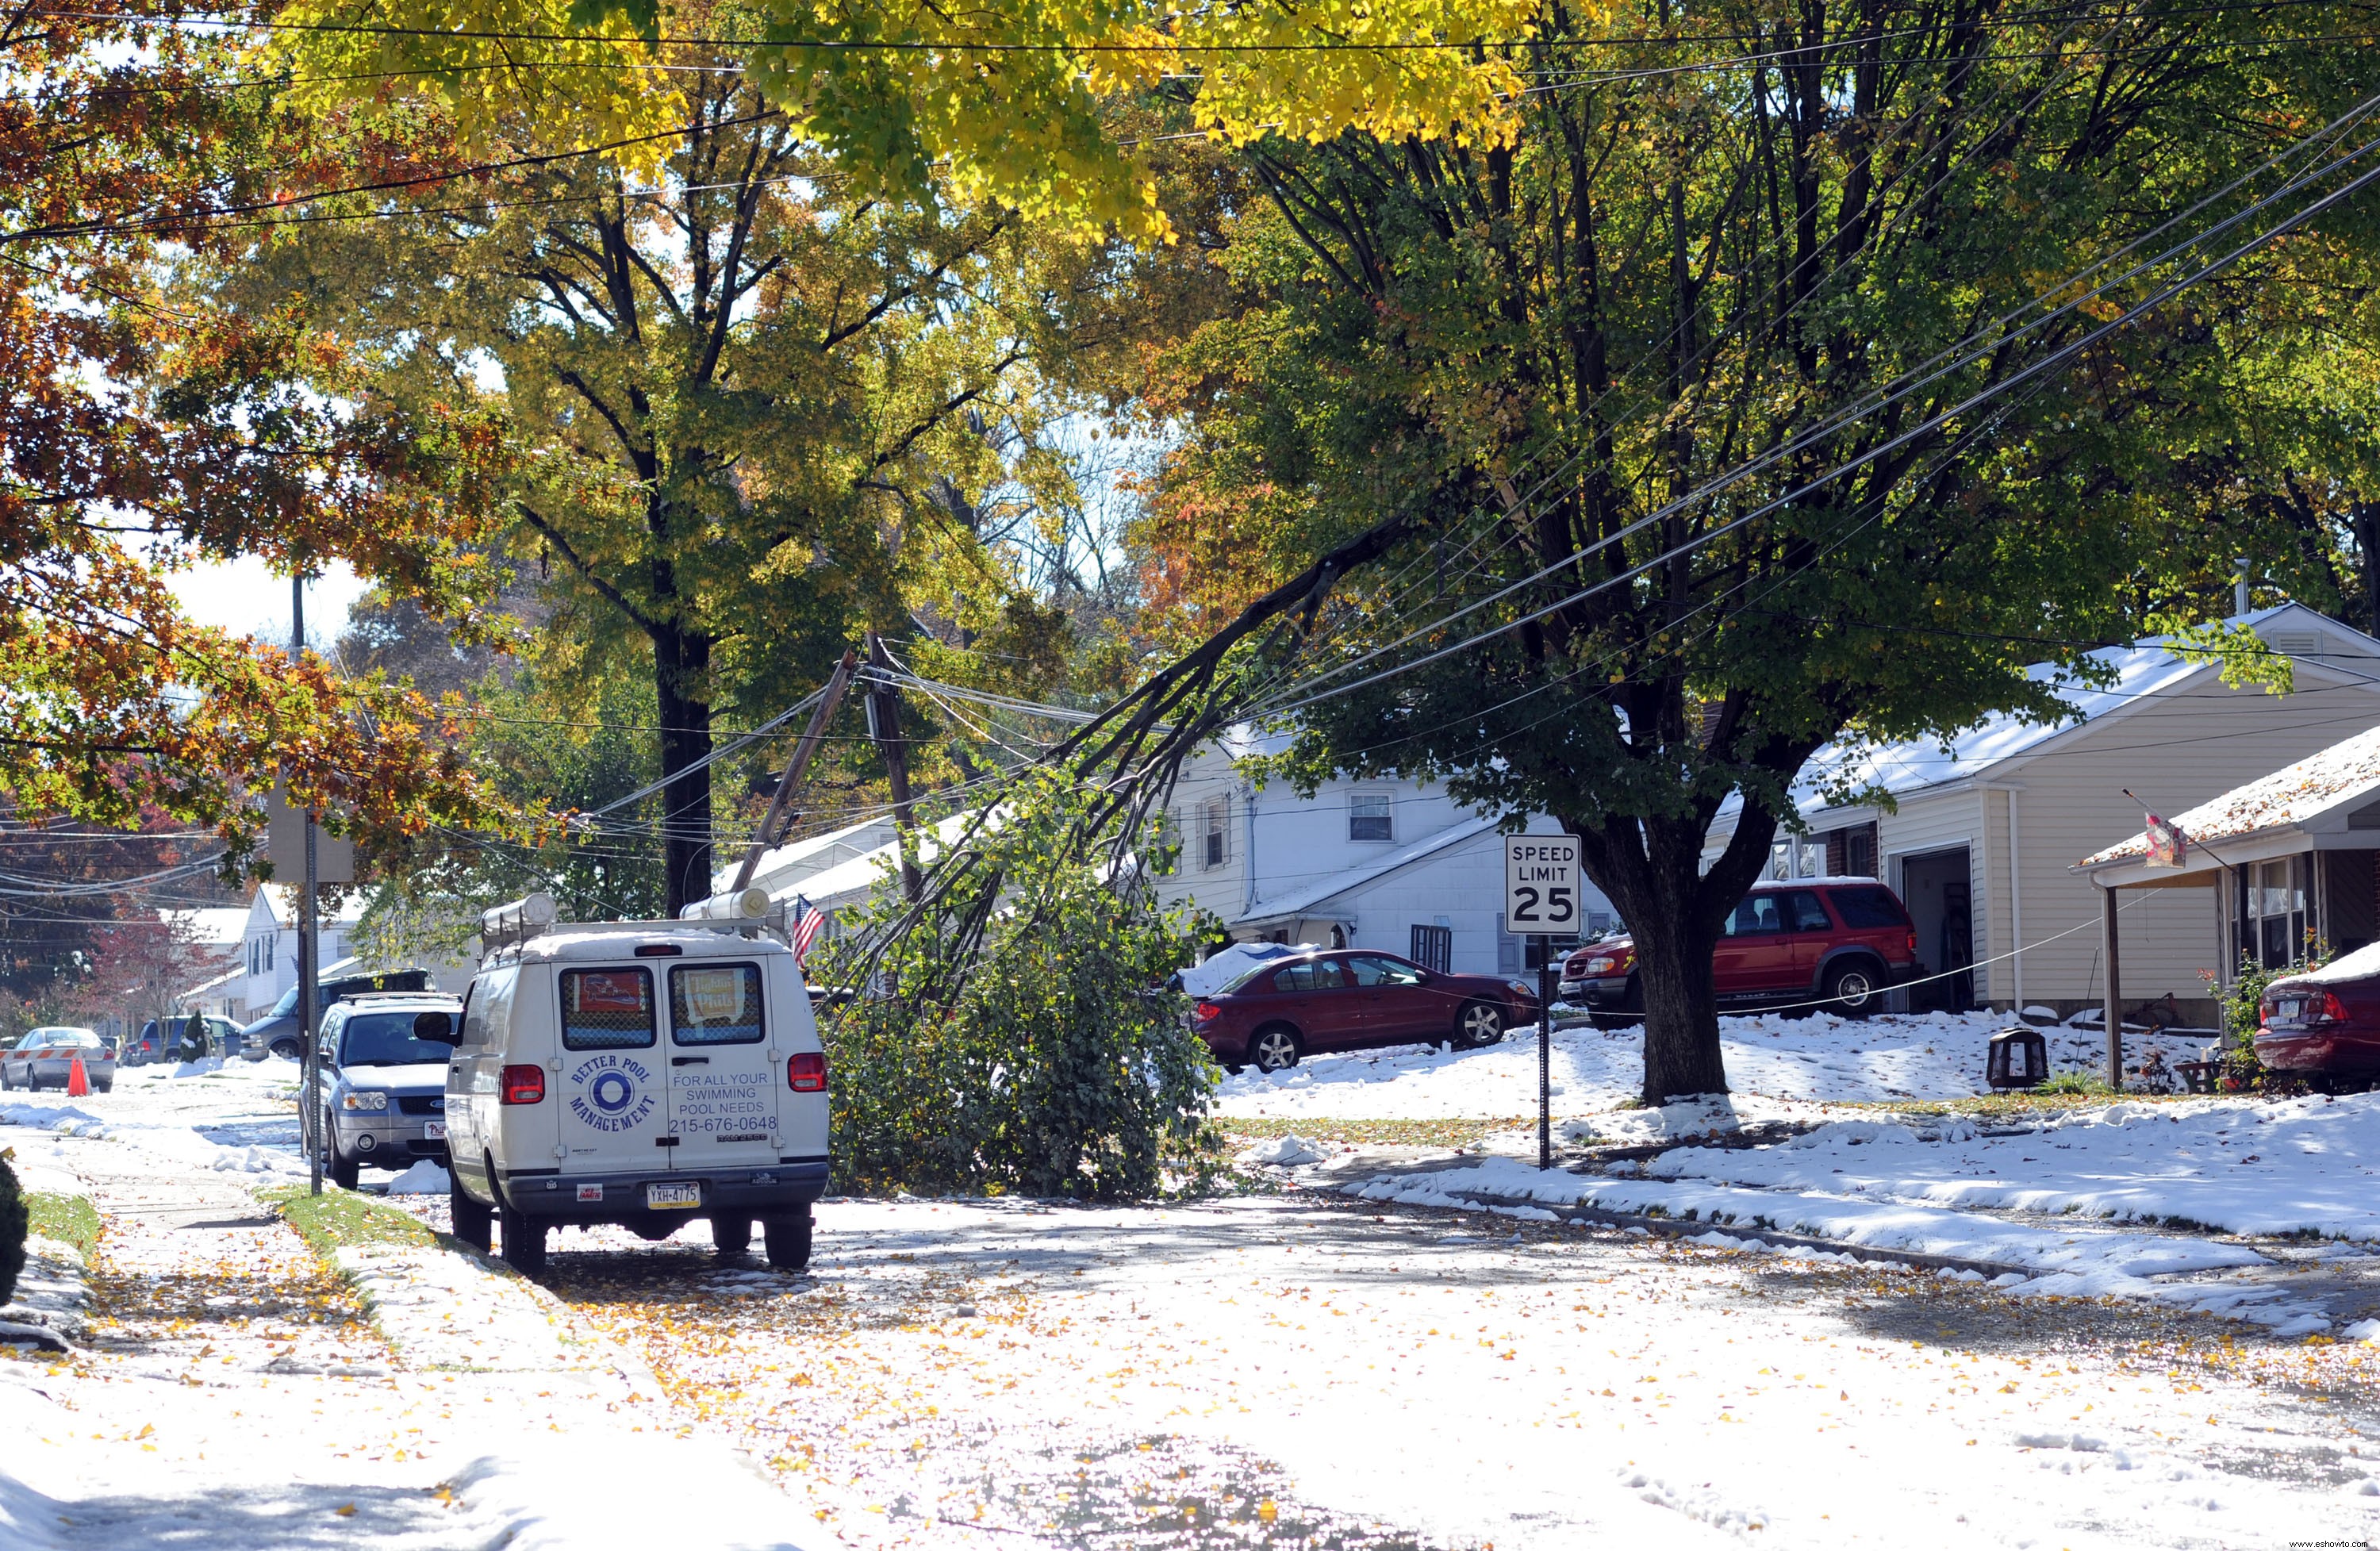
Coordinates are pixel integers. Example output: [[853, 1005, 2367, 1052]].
[[789, 1052, 827, 1092], [1906, 931, 1918, 956], [501, 1065, 546, 1104]]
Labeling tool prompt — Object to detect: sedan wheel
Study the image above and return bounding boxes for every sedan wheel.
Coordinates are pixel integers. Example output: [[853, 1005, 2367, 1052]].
[[1249, 1026, 1301, 1073], [1455, 1000, 1506, 1048]]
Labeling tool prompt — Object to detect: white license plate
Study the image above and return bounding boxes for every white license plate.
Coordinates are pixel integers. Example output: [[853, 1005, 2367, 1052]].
[[647, 1182, 702, 1210], [424, 1122, 447, 1140]]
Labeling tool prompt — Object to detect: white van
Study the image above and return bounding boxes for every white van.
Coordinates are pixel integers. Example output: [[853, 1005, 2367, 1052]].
[[428, 896, 831, 1274]]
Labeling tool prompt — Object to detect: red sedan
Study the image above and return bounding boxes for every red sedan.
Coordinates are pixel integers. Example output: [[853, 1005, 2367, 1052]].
[[1190, 949, 1541, 1073], [2257, 951, 2380, 1081]]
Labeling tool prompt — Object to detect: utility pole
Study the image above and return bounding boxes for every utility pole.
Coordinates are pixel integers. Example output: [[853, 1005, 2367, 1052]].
[[863, 632, 921, 900], [731, 649, 860, 893], [294, 571, 323, 1196]]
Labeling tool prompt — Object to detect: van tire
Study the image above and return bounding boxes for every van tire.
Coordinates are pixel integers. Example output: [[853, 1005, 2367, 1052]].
[[712, 1215, 752, 1257], [499, 1204, 548, 1274], [451, 1177, 493, 1253], [762, 1207, 812, 1271]]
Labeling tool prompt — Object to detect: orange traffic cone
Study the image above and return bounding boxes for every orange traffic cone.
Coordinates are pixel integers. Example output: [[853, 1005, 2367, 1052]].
[[66, 1054, 89, 1097]]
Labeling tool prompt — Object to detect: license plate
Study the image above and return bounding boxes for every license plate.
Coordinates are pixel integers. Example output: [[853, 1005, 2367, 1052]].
[[2278, 998, 2304, 1021], [647, 1182, 702, 1210], [424, 1122, 447, 1140]]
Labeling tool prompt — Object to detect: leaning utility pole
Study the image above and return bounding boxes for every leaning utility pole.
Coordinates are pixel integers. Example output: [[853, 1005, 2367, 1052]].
[[731, 649, 861, 893]]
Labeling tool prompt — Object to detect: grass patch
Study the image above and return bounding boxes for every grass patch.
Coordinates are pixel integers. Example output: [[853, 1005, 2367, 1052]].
[[260, 1184, 439, 1257], [1850, 1089, 2194, 1124], [27, 1192, 99, 1258], [1219, 1115, 1526, 1150]]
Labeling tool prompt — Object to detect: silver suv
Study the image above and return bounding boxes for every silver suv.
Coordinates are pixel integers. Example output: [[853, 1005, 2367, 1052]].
[[319, 993, 461, 1189]]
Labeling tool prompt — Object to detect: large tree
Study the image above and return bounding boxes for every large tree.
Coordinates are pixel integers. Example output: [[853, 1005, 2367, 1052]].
[[1115, 0, 2380, 1100]]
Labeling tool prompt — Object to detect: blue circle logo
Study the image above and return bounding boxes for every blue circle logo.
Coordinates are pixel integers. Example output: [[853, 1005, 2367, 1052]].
[[589, 1071, 636, 1114]]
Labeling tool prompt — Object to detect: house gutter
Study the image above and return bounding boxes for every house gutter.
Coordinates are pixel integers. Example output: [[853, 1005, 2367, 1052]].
[[1982, 781, 2025, 1008], [1241, 780, 1258, 920]]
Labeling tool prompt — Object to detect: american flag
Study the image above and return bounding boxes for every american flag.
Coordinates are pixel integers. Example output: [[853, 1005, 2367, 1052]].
[[791, 894, 828, 962]]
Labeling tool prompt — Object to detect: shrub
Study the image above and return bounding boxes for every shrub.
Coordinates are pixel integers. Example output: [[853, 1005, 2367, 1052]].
[[816, 770, 1223, 1201], [0, 1149, 25, 1307], [2038, 1069, 2115, 1097]]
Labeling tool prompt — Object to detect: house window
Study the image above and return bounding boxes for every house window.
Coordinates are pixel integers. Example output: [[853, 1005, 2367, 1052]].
[[1411, 923, 1453, 973], [1349, 791, 1393, 843], [1199, 796, 1229, 870], [2244, 857, 2308, 969]]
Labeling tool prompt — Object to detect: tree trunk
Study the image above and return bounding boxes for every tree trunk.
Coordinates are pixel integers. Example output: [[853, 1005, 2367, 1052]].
[[654, 622, 715, 918], [1570, 804, 1783, 1105]]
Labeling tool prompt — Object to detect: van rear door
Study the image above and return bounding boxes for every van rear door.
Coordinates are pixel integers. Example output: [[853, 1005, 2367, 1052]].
[[554, 966, 669, 1176], [659, 959, 781, 1173]]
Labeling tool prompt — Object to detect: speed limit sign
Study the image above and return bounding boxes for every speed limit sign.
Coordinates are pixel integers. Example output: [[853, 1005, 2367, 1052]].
[[1504, 834, 1582, 935]]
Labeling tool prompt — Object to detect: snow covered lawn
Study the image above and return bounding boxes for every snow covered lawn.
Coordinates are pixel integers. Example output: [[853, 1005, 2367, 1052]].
[[1640, 1092, 2380, 1239], [1214, 1008, 2151, 1121]]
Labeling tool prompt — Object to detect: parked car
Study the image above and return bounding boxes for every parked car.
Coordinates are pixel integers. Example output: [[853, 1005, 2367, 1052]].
[[240, 968, 439, 1060], [428, 910, 831, 1276], [1188, 949, 1540, 1073], [1559, 878, 1921, 1026], [2255, 947, 2380, 1082], [125, 1015, 241, 1065], [0, 1026, 117, 1092], [319, 993, 464, 1190]]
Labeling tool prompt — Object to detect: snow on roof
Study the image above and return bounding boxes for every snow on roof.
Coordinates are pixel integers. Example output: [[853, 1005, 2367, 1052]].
[[750, 811, 984, 910], [256, 883, 369, 927], [1235, 815, 1503, 925], [2079, 720, 2380, 866], [1720, 603, 2380, 828], [2275, 937, 2380, 988], [177, 962, 242, 1000], [161, 906, 250, 946], [717, 814, 895, 895]]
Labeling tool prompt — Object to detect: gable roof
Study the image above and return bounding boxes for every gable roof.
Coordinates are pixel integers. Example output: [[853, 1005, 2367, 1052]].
[[1718, 602, 2380, 828], [1234, 814, 1503, 926], [2079, 721, 2380, 866]]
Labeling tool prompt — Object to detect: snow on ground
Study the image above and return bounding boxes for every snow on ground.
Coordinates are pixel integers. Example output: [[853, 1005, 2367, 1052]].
[[543, 1194, 2380, 1551], [1640, 1091, 2380, 1241], [1341, 1157, 2337, 1333], [379, 1159, 451, 1195], [1214, 1009, 2155, 1121], [1, 1058, 308, 1176]]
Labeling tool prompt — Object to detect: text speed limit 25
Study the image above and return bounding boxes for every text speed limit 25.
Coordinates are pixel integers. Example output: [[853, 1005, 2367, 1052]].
[[1504, 835, 1582, 935]]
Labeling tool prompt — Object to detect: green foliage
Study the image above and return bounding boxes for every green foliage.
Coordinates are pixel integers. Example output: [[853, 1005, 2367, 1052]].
[[263, 1183, 441, 1257], [0, 1152, 24, 1306], [1131, 6, 2380, 1103], [816, 770, 1222, 1200], [2037, 1070, 2118, 1098], [26, 1191, 99, 1261]]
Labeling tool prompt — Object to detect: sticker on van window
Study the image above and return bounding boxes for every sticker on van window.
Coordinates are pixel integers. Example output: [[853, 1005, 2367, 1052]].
[[677, 966, 747, 1024], [570, 972, 649, 1014], [567, 1053, 657, 1133]]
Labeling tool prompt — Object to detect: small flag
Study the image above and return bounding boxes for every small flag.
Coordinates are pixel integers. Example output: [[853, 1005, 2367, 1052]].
[[2144, 809, 2188, 868], [791, 894, 827, 962]]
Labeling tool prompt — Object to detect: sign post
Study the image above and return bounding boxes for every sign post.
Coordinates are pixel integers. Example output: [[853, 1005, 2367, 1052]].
[[1505, 834, 1582, 1172]]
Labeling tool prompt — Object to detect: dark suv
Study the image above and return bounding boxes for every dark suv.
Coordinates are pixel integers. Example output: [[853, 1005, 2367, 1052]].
[[1190, 949, 1540, 1073], [1560, 879, 1918, 1025], [240, 968, 439, 1060]]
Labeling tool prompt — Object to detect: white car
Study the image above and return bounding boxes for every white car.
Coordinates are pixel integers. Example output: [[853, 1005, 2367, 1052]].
[[428, 899, 831, 1275], [0, 1027, 115, 1092]]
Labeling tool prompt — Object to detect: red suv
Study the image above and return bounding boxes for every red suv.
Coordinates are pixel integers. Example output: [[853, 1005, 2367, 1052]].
[[1560, 879, 1919, 1025], [1190, 950, 1541, 1073]]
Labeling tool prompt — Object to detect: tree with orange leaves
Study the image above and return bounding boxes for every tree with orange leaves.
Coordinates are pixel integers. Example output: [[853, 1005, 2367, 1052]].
[[0, 1, 518, 854]]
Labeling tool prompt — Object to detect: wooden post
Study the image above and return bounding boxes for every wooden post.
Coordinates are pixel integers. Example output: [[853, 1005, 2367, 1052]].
[[2102, 885, 2123, 1092], [731, 649, 858, 893], [864, 632, 922, 901]]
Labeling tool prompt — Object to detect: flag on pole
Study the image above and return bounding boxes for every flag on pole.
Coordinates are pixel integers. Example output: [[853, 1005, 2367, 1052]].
[[791, 894, 827, 961], [2144, 809, 2188, 868]]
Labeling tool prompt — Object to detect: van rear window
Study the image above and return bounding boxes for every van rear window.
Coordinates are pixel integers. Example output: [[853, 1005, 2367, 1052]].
[[1828, 887, 1910, 928], [560, 968, 656, 1050], [670, 964, 764, 1046]]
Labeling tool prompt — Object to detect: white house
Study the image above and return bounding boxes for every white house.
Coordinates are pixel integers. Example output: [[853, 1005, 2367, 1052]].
[[1705, 602, 2380, 1022], [162, 905, 248, 1019], [1152, 728, 1615, 977], [221, 885, 367, 1022]]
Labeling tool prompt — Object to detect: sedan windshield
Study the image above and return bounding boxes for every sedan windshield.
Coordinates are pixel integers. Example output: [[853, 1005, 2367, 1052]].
[[339, 1011, 455, 1066]]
